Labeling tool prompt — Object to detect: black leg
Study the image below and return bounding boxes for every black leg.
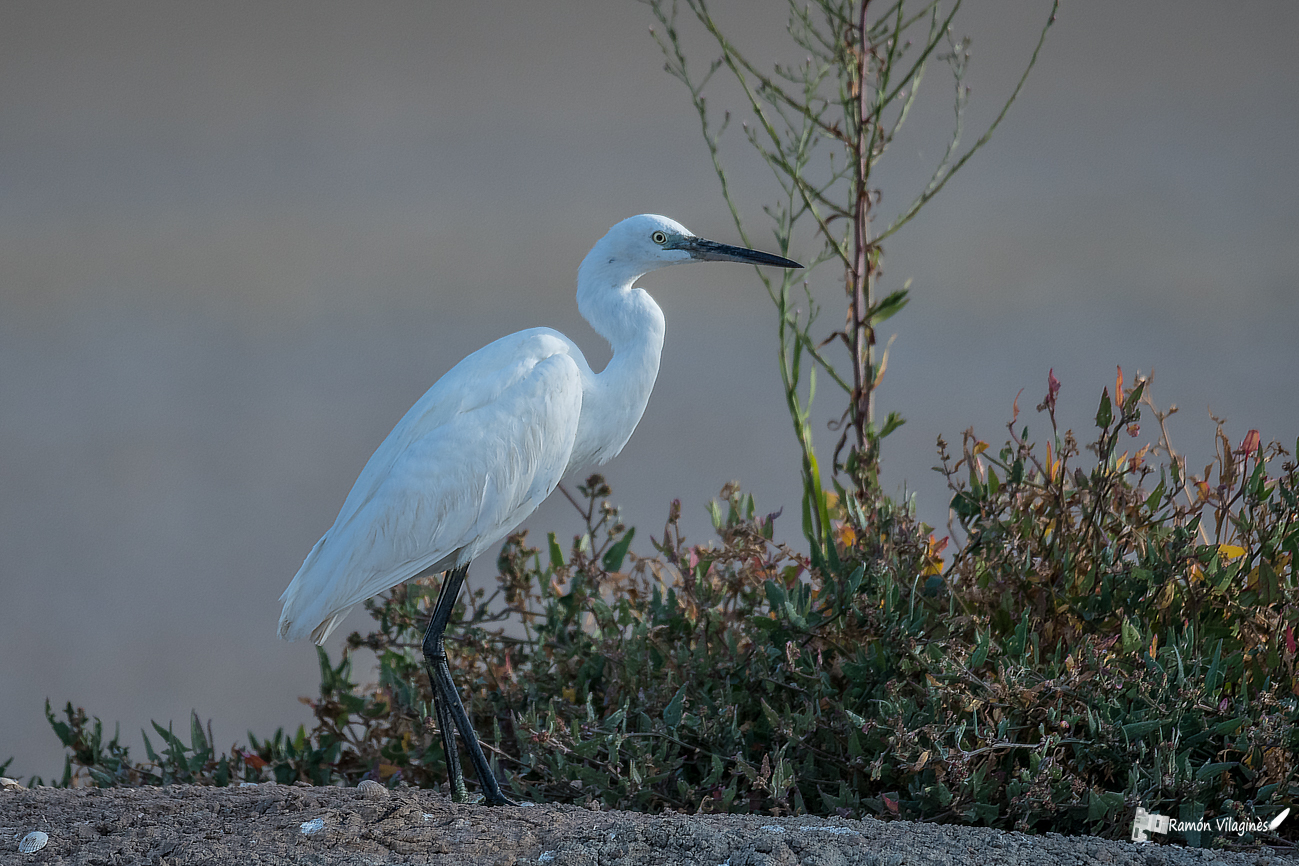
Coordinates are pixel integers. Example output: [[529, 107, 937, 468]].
[[421, 564, 519, 806]]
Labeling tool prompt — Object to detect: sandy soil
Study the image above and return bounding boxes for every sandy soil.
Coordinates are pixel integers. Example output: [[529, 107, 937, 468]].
[[1, 782, 1295, 866]]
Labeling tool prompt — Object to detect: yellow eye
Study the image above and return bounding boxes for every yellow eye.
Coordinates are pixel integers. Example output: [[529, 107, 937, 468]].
[[651, 231, 668, 245]]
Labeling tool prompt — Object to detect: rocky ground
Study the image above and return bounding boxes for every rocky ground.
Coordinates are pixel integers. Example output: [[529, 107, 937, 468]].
[[1, 781, 1295, 866]]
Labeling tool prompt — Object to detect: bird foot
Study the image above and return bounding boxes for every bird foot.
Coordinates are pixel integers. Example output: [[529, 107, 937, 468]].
[[483, 791, 522, 807]]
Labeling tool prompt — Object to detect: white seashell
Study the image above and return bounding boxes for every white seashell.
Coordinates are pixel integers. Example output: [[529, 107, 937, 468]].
[[299, 818, 325, 836], [0, 777, 23, 790], [18, 831, 48, 854], [357, 779, 387, 800], [239, 781, 259, 788]]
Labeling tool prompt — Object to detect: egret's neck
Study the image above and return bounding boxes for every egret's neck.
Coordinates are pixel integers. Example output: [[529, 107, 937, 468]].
[[570, 250, 666, 467]]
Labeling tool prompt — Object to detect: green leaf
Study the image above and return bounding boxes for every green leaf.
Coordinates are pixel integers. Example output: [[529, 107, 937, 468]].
[[1120, 617, 1142, 653], [1213, 716, 1248, 735], [1145, 477, 1166, 512], [783, 600, 807, 630], [879, 411, 906, 438], [602, 527, 635, 572], [845, 564, 865, 598], [662, 685, 687, 730], [1257, 559, 1280, 602], [1096, 388, 1113, 428], [190, 713, 209, 759], [868, 289, 910, 324], [1205, 640, 1224, 693], [1195, 761, 1237, 780], [45, 701, 73, 748], [1087, 789, 1123, 821], [761, 699, 783, 733], [1125, 379, 1145, 409], [708, 500, 724, 531], [764, 579, 787, 609], [1009, 458, 1024, 485], [1122, 719, 1168, 740], [970, 630, 990, 669], [547, 532, 565, 570]]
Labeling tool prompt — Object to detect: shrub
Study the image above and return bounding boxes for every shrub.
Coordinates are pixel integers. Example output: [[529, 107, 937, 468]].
[[42, 391, 1299, 847]]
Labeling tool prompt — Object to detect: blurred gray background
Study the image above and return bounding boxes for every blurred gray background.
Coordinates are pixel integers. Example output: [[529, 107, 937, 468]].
[[2, 1, 1296, 780]]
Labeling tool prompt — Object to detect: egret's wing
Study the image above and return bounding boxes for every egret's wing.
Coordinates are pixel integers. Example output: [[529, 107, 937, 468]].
[[279, 332, 583, 643], [330, 328, 581, 532]]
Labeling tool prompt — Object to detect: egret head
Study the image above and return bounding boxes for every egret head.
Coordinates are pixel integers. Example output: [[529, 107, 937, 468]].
[[583, 214, 802, 283]]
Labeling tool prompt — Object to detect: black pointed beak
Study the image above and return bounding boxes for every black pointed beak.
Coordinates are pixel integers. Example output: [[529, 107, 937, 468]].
[[683, 237, 803, 269]]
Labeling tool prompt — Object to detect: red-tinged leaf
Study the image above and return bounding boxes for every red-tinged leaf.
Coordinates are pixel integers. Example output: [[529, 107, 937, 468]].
[[1046, 369, 1061, 411], [1115, 366, 1125, 408], [883, 794, 899, 814], [1287, 625, 1296, 656], [1012, 388, 1023, 422], [1241, 429, 1261, 456]]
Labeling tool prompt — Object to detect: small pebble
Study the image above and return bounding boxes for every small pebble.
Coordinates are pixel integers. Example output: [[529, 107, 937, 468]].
[[357, 779, 387, 800], [18, 831, 48, 854]]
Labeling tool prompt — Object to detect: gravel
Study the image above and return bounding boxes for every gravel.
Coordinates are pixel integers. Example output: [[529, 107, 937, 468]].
[[1, 783, 1294, 865]]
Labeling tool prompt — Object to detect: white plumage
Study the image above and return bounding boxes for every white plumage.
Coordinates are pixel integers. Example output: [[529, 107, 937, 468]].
[[278, 331, 584, 643], [275, 214, 799, 804]]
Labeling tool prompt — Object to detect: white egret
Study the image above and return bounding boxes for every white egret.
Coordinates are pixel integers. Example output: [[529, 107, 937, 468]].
[[278, 214, 801, 804]]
